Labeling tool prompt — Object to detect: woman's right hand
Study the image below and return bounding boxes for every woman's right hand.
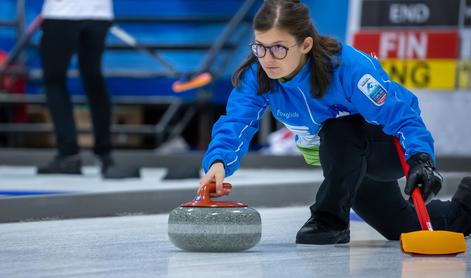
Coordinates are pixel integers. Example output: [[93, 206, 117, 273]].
[[198, 162, 229, 197]]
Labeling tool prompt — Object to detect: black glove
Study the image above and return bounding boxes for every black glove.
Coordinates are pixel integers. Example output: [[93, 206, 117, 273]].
[[404, 152, 443, 203]]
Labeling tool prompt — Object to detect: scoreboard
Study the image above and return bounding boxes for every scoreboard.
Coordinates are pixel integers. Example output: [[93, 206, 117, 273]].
[[351, 0, 468, 90], [353, 31, 458, 89]]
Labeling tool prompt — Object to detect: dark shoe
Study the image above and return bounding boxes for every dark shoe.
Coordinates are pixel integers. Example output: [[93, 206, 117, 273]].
[[97, 154, 140, 179], [37, 155, 82, 175], [296, 217, 350, 245], [97, 154, 114, 174]]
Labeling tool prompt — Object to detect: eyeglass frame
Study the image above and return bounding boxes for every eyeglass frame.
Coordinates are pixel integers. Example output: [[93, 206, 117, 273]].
[[249, 42, 298, 60]]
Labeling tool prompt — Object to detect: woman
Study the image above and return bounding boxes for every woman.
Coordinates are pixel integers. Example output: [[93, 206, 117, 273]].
[[199, 0, 471, 244], [37, 0, 139, 179]]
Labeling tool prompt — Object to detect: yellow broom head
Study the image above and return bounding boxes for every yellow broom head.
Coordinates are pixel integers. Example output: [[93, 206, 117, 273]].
[[401, 230, 466, 255]]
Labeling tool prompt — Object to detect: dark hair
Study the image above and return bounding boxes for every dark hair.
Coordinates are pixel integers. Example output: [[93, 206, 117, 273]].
[[232, 0, 341, 98]]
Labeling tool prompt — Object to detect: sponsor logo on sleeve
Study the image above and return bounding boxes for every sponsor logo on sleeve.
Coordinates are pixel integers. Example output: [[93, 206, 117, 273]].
[[357, 74, 387, 106]]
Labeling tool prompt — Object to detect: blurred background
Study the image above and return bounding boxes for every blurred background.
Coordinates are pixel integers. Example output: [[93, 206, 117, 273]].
[[1, 0, 469, 157], [0, 0, 348, 155]]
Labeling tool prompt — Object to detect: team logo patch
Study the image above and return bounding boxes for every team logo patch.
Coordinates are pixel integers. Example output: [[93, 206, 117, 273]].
[[357, 74, 387, 106]]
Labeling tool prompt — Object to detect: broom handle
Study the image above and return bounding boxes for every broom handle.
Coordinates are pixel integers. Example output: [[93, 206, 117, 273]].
[[393, 137, 433, 231], [0, 15, 43, 77]]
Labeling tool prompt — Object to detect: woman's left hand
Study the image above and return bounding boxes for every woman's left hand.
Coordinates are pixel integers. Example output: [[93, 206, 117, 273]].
[[405, 152, 443, 203]]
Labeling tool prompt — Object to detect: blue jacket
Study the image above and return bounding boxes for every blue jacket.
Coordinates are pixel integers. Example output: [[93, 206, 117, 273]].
[[203, 44, 434, 176]]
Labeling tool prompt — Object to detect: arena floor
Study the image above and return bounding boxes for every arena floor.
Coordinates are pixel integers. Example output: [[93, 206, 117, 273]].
[[0, 166, 470, 277]]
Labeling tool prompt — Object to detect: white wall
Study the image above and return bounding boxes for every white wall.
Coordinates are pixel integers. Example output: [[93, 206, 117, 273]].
[[416, 91, 471, 156]]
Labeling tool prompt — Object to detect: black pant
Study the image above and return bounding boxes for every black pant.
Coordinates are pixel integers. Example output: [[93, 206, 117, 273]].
[[312, 115, 469, 240], [40, 19, 112, 157]]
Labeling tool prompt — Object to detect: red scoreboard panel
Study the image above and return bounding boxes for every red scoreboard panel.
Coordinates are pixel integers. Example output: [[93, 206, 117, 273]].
[[353, 31, 459, 89], [353, 31, 459, 59]]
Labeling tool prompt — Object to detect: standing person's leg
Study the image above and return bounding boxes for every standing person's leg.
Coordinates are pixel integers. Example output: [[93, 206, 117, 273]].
[[77, 20, 140, 179], [38, 19, 81, 174], [296, 115, 368, 244], [77, 20, 112, 158], [352, 125, 471, 239]]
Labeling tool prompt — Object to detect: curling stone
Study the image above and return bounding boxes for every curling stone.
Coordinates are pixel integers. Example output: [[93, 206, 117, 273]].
[[168, 182, 261, 252]]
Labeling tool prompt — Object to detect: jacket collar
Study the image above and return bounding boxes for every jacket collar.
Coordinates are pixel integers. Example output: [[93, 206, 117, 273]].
[[277, 58, 311, 88]]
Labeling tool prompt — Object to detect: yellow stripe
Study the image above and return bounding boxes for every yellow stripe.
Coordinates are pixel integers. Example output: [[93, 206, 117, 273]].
[[457, 60, 471, 89], [380, 59, 456, 90]]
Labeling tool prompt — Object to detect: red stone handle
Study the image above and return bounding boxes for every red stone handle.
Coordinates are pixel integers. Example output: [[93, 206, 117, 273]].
[[180, 182, 247, 207], [198, 182, 233, 201]]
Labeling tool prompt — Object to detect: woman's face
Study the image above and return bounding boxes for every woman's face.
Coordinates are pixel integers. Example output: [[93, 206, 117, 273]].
[[254, 27, 312, 79]]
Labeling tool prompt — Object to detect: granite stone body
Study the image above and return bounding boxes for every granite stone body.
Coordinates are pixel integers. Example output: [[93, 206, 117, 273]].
[[168, 206, 262, 252]]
